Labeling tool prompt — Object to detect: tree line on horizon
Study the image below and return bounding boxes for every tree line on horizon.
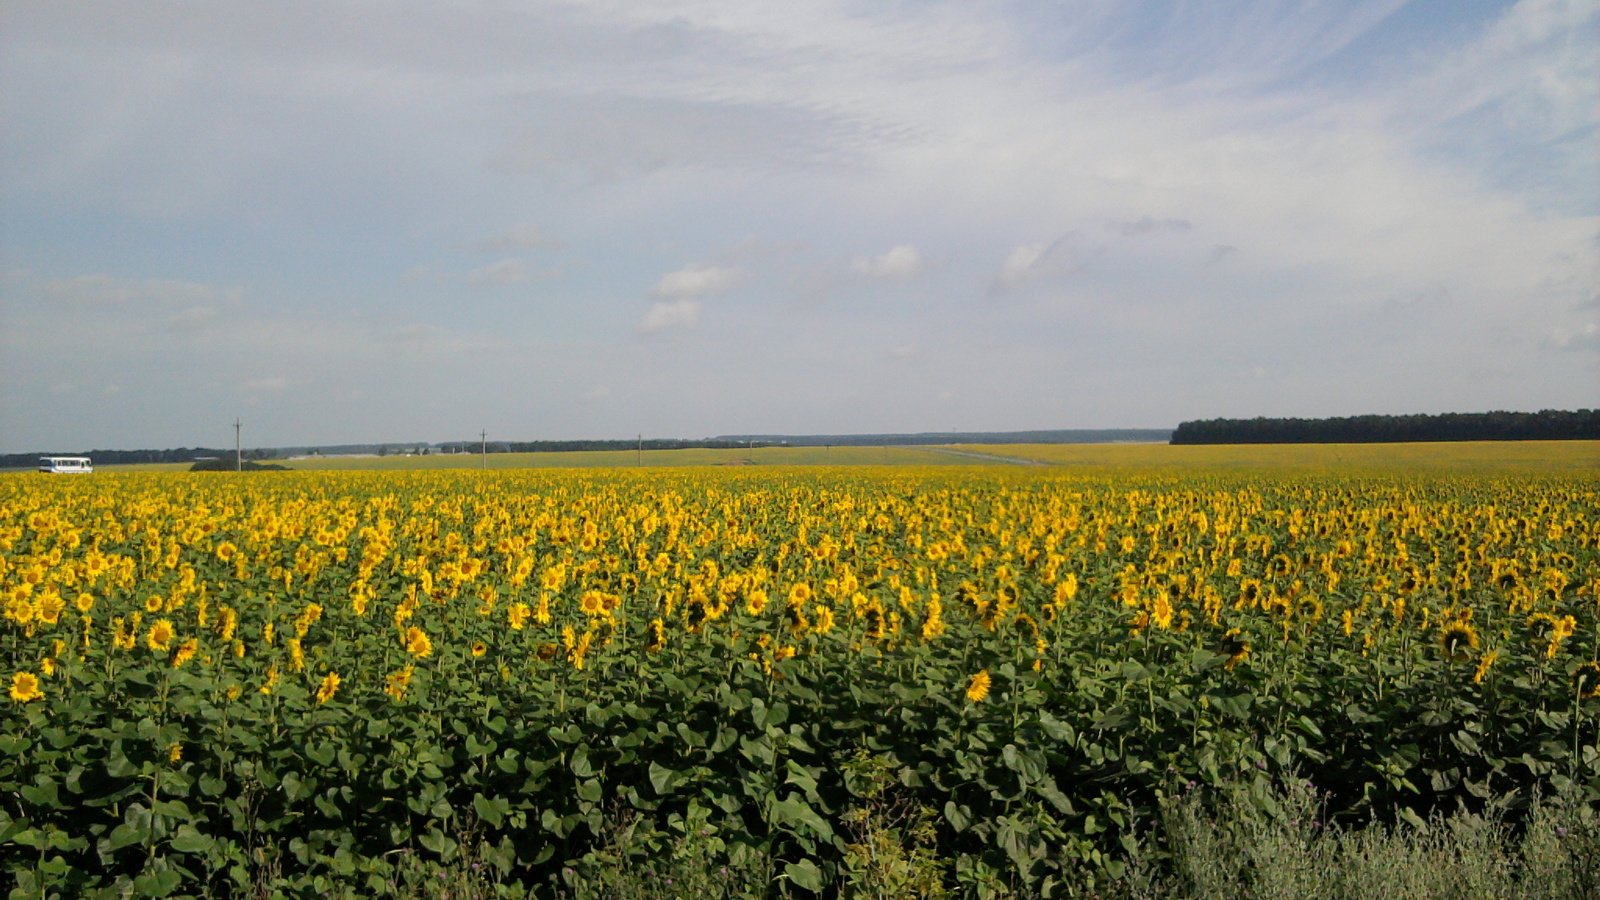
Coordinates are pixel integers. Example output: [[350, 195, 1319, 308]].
[[1169, 409, 1600, 444], [3, 429, 1174, 468]]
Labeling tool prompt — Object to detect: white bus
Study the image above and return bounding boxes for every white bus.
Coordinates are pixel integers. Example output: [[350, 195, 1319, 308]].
[[38, 456, 93, 474]]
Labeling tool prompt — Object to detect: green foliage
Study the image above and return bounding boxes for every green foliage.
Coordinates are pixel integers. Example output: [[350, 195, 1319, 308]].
[[1, 462, 1596, 895]]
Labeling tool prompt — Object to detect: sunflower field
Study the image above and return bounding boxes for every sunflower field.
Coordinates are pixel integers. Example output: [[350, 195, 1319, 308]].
[[2, 463, 1598, 895]]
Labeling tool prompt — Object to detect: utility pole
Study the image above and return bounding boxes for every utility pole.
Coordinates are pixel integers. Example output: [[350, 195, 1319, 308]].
[[637, 433, 642, 467], [234, 419, 242, 472], [480, 430, 487, 469]]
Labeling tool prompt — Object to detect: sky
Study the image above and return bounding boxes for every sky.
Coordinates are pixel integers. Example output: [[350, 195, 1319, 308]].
[[1, 0, 1596, 452]]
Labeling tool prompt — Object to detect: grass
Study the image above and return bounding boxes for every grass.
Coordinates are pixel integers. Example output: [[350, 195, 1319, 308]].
[[7, 439, 1596, 476], [947, 440, 1600, 473], [277, 445, 967, 470]]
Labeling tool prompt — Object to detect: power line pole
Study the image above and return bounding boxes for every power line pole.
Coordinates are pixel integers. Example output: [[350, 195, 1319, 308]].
[[480, 430, 487, 470], [637, 433, 642, 467], [234, 419, 242, 472]]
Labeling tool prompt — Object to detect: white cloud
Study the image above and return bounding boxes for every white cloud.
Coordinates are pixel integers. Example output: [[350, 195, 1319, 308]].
[[475, 224, 550, 252], [466, 258, 530, 287], [243, 376, 288, 392], [998, 244, 1047, 287], [651, 264, 740, 300], [638, 298, 701, 332], [852, 244, 923, 279], [1546, 321, 1599, 351], [402, 265, 447, 284], [995, 237, 1093, 290], [166, 305, 219, 332], [40, 274, 241, 307]]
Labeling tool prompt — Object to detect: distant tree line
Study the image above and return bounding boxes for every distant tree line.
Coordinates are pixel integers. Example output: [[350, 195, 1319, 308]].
[[189, 458, 288, 472], [3, 428, 1180, 469], [439, 439, 758, 454], [0, 447, 261, 469], [1170, 410, 1600, 445]]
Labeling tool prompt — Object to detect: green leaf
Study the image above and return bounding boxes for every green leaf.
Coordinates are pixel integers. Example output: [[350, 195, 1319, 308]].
[[1038, 712, 1076, 744], [106, 747, 138, 779], [1119, 660, 1151, 682], [472, 793, 507, 827], [944, 801, 972, 832], [169, 825, 213, 854], [649, 761, 684, 796], [418, 827, 457, 858], [772, 794, 832, 840], [577, 778, 603, 803], [784, 858, 824, 892], [107, 823, 148, 852], [784, 760, 819, 796], [19, 779, 58, 808], [570, 746, 594, 778], [133, 868, 182, 897]]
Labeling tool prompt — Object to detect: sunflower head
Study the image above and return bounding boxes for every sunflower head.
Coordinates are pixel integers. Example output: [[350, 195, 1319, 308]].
[[1439, 621, 1479, 659], [315, 671, 341, 704], [9, 671, 43, 703], [965, 669, 992, 703], [1221, 628, 1250, 670], [147, 619, 176, 652], [1576, 662, 1600, 701]]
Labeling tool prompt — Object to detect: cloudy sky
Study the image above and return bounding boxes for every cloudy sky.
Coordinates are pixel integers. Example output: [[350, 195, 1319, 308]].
[[1, 0, 1595, 451]]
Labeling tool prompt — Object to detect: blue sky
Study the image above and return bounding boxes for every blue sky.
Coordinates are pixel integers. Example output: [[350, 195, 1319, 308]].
[[1, 0, 1595, 451]]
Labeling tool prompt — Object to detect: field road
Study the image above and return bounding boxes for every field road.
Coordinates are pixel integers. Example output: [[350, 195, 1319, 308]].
[[926, 447, 1049, 466]]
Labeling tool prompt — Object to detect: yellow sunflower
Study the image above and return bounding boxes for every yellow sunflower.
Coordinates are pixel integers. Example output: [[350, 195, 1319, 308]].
[[403, 626, 433, 658], [10, 671, 43, 703], [147, 619, 176, 652], [315, 671, 341, 704], [966, 669, 992, 703]]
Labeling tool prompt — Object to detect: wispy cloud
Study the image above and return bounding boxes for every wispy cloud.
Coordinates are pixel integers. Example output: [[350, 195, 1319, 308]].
[[852, 244, 923, 279], [638, 298, 701, 333], [1111, 217, 1191, 237], [474, 224, 552, 252], [1545, 322, 1599, 352], [243, 376, 288, 392], [994, 236, 1095, 290], [466, 258, 532, 287], [40, 274, 241, 307], [651, 264, 741, 300]]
